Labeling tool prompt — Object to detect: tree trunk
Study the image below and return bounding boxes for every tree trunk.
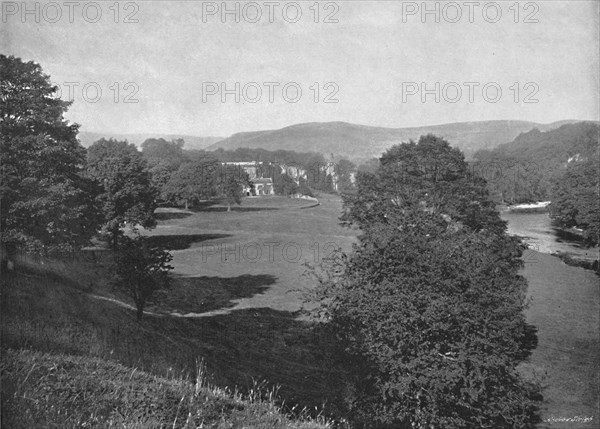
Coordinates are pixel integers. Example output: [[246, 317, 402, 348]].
[[136, 301, 144, 321], [227, 203, 231, 212], [185, 200, 189, 210], [112, 227, 120, 250]]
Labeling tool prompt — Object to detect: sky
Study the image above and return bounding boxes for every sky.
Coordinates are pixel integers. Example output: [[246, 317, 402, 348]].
[[2, 0, 599, 137]]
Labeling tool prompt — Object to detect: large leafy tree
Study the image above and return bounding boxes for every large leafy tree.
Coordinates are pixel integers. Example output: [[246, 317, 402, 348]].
[[216, 165, 252, 211], [305, 154, 334, 193], [86, 139, 157, 248], [0, 55, 100, 260], [140, 138, 187, 198], [161, 153, 221, 209], [550, 157, 600, 245], [273, 170, 299, 196], [315, 135, 538, 428], [334, 158, 356, 192]]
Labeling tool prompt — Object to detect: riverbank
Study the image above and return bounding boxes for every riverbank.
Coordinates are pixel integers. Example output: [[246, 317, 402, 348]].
[[519, 251, 599, 428], [501, 211, 599, 273]]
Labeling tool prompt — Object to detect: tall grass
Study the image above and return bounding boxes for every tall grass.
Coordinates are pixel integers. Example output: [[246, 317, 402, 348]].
[[1, 349, 334, 428]]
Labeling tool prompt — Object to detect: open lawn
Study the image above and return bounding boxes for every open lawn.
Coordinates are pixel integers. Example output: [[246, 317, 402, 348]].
[[147, 195, 357, 316]]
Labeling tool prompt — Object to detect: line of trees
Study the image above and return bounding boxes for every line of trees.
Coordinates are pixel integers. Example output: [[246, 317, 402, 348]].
[[138, 139, 357, 204], [211, 147, 357, 194], [472, 122, 599, 205], [549, 156, 600, 246], [1, 55, 174, 321], [313, 135, 540, 428]]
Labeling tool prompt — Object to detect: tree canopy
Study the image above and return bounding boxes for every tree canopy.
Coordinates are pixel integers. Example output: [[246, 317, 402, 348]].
[[550, 157, 600, 246], [472, 122, 599, 204], [315, 135, 539, 428], [141, 138, 187, 196], [0, 55, 99, 256], [161, 153, 221, 208], [86, 138, 157, 247]]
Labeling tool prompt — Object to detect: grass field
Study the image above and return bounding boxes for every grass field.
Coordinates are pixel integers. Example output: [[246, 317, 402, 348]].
[[146, 195, 357, 316]]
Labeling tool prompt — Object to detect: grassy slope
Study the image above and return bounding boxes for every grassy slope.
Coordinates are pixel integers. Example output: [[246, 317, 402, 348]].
[[1, 349, 329, 429], [1, 196, 353, 427], [0, 265, 339, 428]]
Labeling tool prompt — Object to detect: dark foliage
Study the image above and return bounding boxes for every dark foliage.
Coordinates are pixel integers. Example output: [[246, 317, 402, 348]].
[[86, 139, 158, 248], [549, 157, 600, 246], [113, 235, 173, 321], [314, 135, 540, 428], [472, 122, 599, 204], [0, 55, 100, 258], [274, 172, 300, 196], [141, 137, 187, 198], [161, 154, 252, 209]]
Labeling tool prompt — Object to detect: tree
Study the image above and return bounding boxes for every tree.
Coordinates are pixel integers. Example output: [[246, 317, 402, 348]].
[[356, 157, 379, 174], [315, 135, 539, 428], [274, 171, 299, 196], [162, 153, 220, 209], [216, 165, 252, 211], [335, 158, 356, 192], [141, 138, 186, 198], [0, 55, 100, 262], [298, 177, 314, 197], [472, 123, 599, 204], [86, 139, 157, 248], [550, 157, 600, 245], [306, 154, 334, 192], [114, 235, 173, 321]]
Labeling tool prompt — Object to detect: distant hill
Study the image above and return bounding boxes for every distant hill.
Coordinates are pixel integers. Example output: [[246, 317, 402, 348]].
[[205, 120, 580, 162], [78, 132, 223, 151], [475, 121, 599, 162], [472, 121, 599, 203]]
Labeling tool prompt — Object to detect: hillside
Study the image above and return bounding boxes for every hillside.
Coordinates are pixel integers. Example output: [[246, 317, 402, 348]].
[[0, 257, 335, 428], [472, 121, 600, 203], [476, 121, 599, 162], [78, 132, 223, 150], [2, 349, 328, 429], [205, 120, 579, 162]]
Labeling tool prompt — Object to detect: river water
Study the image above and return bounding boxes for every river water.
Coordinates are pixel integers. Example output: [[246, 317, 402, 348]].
[[501, 211, 599, 262], [501, 211, 599, 427]]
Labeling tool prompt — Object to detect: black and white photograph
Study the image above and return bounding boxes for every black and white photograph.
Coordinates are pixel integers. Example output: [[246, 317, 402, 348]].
[[1, 1, 598, 427]]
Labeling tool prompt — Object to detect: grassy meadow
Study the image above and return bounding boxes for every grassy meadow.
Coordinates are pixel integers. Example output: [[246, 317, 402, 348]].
[[145, 195, 357, 316], [1, 195, 356, 427], [2, 194, 598, 427]]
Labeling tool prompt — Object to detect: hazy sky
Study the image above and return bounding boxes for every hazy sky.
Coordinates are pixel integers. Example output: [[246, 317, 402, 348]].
[[2, 1, 599, 136]]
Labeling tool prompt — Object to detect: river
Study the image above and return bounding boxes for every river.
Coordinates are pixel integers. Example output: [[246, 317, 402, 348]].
[[501, 210, 598, 262], [502, 210, 599, 427]]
